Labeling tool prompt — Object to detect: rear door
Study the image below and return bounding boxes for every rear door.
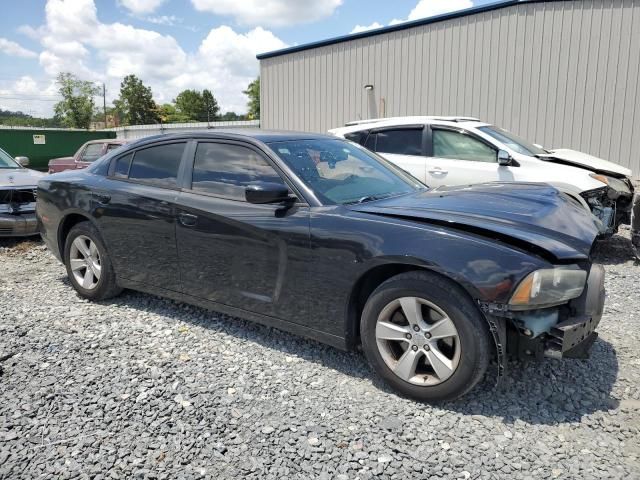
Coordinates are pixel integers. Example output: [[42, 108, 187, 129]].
[[364, 126, 427, 182], [426, 127, 514, 187], [93, 141, 188, 291], [174, 140, 311, 322]]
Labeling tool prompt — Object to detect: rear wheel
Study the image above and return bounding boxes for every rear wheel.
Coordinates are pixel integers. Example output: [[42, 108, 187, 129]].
[[64, 221, 122, 301], [360, 271, 491, 402]]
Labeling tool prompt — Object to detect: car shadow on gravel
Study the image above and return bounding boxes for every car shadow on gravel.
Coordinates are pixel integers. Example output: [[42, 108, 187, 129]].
[[0, 236, 43, 252], [442, 337, 620, 425], [74, 277, 621, 427]]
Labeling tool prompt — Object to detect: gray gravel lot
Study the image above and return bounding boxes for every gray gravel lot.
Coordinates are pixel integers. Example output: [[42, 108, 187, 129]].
[[1, 231, 639, 480]]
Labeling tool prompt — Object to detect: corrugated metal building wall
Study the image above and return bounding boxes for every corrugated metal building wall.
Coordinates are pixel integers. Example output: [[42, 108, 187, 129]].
[[258, 0, 640, 177]]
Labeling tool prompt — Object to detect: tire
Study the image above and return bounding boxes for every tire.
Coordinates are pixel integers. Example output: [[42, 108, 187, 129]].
[[63, 221, 122, 301], [360, 271, 491, 402]]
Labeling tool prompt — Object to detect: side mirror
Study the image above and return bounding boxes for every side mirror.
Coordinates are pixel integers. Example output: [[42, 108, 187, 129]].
[[15, 156, 29, 167], [245, 182, 293, 204], [497, 150, 512, 166]]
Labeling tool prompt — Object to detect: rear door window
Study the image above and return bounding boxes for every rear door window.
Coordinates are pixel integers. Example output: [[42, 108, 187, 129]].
[[374, 129, 424, 156], [191, 142, 285, 201], [127, 143, 186, 187]]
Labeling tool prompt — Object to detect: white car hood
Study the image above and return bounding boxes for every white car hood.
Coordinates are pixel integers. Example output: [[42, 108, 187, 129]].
[[540, 149, 632, 178], [0, 168, 45, 188]]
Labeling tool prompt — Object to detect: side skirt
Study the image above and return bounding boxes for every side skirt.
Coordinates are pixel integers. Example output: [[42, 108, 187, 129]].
[[117, 278, 349, 351]]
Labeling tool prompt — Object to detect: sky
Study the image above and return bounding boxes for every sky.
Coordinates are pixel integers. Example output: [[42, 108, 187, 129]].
[[0, 0, 496, 118]]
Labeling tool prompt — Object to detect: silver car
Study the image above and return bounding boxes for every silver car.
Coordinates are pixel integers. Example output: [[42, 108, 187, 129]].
[[0, 148, 44, 237]]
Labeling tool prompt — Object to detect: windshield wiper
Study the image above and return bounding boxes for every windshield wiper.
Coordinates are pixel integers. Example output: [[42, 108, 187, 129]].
[[345, 193, 396, 205]]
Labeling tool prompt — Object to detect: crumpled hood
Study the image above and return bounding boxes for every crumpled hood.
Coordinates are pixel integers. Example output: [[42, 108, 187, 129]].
[[0, 168, 45, 188], [350, 183, 599, 260], [539, 149, 632, 178]]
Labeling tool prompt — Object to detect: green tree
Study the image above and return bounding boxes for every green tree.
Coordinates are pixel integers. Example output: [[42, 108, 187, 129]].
[[174, 89, 204, 121], [202, 89, 220, 122], [219, 111, 246, 121], [114, 74, 160, 125], [174, 89, 220, 122], [53, 72, 99, 129], [159, 103, 190, 123], [243, 77, 260, 120]]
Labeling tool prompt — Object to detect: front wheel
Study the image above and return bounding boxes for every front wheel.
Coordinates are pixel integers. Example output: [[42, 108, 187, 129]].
[[360, 271, 491, 402], [64, 221, 122, 301]]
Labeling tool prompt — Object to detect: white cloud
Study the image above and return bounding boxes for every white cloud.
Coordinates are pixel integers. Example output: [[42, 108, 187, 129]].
[[408, 0, 474, 20], [17, 25, 46, 40], [350, 22, 383, 34], [0, 76, 58, 117], [118, 0, 166, 14], [0, 38, 38, 58], [146, 15, 180, 26], [351, 0, 474, 33], [191, 0, 342, 27], [13, 0, 287, 116]]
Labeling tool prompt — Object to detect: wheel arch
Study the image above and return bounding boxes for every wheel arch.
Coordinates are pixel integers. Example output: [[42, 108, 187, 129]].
[[344, 260, 483, 349], [57, 211, 98, 259]]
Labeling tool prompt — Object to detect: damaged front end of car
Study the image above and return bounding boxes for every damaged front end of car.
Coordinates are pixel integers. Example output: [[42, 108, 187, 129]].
[[581, 175, 634, 236], [480, 262, 605, 380], [0, 187, 39, 237]]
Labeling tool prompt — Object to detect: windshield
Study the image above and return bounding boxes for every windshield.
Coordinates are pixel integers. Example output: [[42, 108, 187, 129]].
[[478, 126, 548, 156], [0, 148, 20, 169], [269, 138, 425, 205]]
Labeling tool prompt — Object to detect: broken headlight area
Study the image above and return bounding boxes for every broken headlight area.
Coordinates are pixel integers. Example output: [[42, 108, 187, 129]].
[[581, 186, 633, 235], [0, 188, 38, 215], [484, 264, 604, 362]]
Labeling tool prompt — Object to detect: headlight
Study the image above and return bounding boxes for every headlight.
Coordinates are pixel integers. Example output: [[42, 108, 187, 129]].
[[589, 173, 631, 194], [509, 266, 587, 308]]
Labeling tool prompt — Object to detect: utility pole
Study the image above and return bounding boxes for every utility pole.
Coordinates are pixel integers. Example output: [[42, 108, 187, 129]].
[[102, 83, 107, 128]]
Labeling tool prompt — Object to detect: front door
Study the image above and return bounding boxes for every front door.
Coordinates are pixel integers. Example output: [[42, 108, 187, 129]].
[[426, 127, 515, 187], [175, 140, 310, 322], [92, 141, 188, 291]]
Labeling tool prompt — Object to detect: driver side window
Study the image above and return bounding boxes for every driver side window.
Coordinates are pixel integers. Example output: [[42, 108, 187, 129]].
[[432, 129, 497, 163], [191, 142, 285, 201]]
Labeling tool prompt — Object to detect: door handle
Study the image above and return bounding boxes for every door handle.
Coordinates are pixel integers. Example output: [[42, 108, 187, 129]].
[[178, 212, 198, 227], [92, 193, 111, 204], [428, 168, 448, 174]]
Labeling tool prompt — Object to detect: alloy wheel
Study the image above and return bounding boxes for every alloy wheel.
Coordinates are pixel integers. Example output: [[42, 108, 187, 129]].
[[375, 297, 461, 386], [69, 235, 102, 290]]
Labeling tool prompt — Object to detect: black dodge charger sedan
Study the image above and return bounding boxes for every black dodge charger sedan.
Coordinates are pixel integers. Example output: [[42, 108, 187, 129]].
[[37, 131, 605, 401]]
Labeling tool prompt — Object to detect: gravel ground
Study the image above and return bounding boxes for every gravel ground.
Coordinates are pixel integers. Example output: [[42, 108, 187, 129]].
[[1, 230, 639, 480]]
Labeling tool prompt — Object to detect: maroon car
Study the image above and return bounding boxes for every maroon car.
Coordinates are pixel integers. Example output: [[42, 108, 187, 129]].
[[48, 139, 128, 173]]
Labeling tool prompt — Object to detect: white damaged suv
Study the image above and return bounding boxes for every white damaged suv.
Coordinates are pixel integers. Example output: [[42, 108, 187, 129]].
[[330, 117, 635, 236]]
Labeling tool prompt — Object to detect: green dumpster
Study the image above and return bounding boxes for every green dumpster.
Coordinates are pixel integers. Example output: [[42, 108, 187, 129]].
[[0, 128, 117, 171]]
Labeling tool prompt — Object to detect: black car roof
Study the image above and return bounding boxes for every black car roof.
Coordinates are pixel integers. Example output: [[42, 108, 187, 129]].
[[126, 129, 334, 147]]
